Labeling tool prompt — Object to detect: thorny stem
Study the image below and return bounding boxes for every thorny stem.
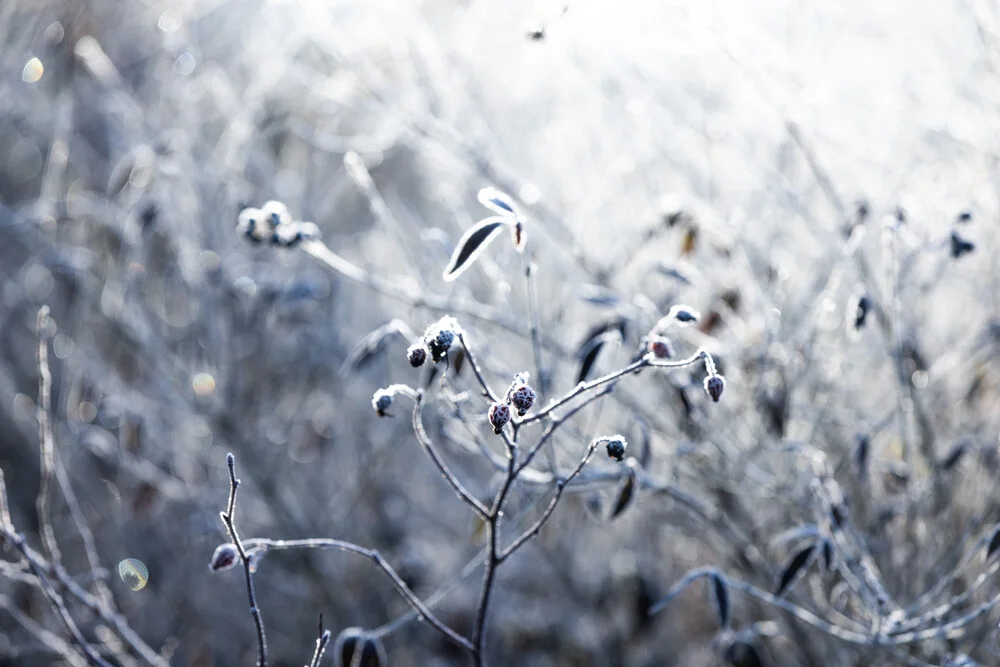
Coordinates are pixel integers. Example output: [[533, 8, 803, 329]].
[[36, 306, 61, 565], [522, 252, 547, 398], [518, 350, 710, 427], [220, 454, 268, 667], [240, 538, 474, 652], [457, 332, 501, 403]]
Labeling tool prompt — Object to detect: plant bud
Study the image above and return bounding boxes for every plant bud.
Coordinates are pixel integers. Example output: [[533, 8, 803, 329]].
[[424, 317, 458, 363], [704, 375, 726, 403], [488, 402, 511, 434], [407, 344, 428, 367], [260, 200, 291, 228], [209, 543, 239, 572], [605, 435, 627, 462]]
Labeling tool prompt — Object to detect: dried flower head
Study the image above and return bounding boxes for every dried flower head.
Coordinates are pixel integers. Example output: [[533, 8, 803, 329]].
[[209, 543, 239, 572], [488, 402, 511, 434], [260, 200, 291, 228], [407, 343, 428, 368]]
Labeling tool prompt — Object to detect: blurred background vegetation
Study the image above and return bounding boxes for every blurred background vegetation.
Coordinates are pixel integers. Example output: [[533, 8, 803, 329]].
[[2, 0, 1000, 665]]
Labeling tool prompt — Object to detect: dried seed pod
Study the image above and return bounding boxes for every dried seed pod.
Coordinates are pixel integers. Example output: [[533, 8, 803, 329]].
[[508, 382, 536, 416], [333, 628, 387, 667], [704, 375, 726, 403], [488, 402, 511, 434], [407, 343, 428, 368], [209, 543, 238, 572]]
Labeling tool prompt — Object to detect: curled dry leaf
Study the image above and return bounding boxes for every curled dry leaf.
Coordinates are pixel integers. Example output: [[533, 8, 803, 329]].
[[710, 572, 730, 629]]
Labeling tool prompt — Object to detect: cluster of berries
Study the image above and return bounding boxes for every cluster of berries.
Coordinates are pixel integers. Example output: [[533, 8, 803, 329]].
[[405, 316, 461, 367], [236, 200, 320, 247], [487, 372, 537, 434]]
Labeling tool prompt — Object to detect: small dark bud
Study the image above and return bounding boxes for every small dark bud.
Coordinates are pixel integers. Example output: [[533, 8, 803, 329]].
[[957, 210, 973, 224], [209, 543, 239, 572], [372, 389, 393, 417], [407, 344, 427, 367], [704, 375, 726, 403], [855, 199, 870, 221], [853, 295, 872, 329], [512, 219, 527, 252], [488, 402, 511, 434], [951, 231, 975, 258], [260, 200, 292, 228], [605, 436, 628, 462], [648, 336, 674, 359], [895, 206, 906, 223], [507, 380, 536, 416], [670, 304, 700, 323]]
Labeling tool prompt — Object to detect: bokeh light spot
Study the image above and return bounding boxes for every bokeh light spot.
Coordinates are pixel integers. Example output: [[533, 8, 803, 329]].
[[118, 558, 149, 591], [22, 57, 43, 83], [192, 372, 216, 397]]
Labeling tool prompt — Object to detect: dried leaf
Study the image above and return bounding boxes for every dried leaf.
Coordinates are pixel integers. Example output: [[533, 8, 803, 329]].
[[442, 217, 509, 282], [939, 441, 967, 471], [710, 572, 730, 629], [609, 468, 636, 519], [575, 320, 625, 383], [775, 543, 815, 597], [680, 227, 698, 255]]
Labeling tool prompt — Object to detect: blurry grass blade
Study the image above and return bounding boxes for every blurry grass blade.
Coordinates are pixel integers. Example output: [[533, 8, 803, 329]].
[[577, 284, 622, 307], [710, 572, 730, 629], [609, 467, 636, 519], [820, 537, 835, 572], [775, 543, 816, 597], [632, 415, 651, 468], [477, 187, 517, 216], [442, 217, 509, 282], [680, 226, 698, 255]]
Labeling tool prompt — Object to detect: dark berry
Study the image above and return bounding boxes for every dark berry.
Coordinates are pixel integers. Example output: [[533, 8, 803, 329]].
[[508, 383, 536, 416], [209, 543, 239, 572], [704, 375, 726, 403], [648, 336, 674, 359], [407, 344, 427, 367], [488, 402, 511, 434], [605, 436, 627, 462]]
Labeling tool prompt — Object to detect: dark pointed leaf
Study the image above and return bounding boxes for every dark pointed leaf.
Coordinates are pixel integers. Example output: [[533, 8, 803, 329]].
[[710, 572, 730, 629], [986, 525, 1000, 562], [939, 441, 967, 471], [450, 347, 466, 377], [575, 318, 626, 383], [775, 543, 815, 597], [609, 468, 636, 519], [820, 537, 835, 572], [442, 217, 509, 282]]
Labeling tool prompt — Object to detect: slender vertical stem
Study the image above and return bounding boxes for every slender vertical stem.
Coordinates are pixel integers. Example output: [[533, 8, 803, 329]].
[[522, 252, 546, 398], [220, 454, 267, 667], [35, 306, 61, 565]]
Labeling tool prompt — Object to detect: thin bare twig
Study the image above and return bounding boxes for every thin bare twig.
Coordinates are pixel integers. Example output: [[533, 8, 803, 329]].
[[220, 453, 268, 667], [240, 537, 474, 652]]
